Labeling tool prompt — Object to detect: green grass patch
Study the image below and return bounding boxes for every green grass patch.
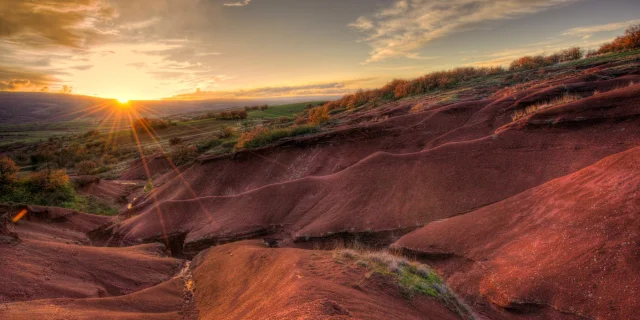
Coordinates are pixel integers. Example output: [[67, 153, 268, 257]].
[[0, 183, 119, 216], [333, 249, 475, 319], [247, 101, 325, 120], [237, 125, 319, 149]]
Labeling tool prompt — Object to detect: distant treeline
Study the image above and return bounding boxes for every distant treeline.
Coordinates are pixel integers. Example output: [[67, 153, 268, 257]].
[[132, 118, 174, 131], [244, 104, 269, 111], [198, 110, 248, 120]]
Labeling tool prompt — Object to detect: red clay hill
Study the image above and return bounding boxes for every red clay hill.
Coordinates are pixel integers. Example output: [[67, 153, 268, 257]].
[[2, 51, 640, 319]]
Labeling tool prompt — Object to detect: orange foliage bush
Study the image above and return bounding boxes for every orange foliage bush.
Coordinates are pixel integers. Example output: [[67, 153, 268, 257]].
[[26, 170, 70, 191], [0, 157, 19, 187], [75, 160, 97, 175], [510, 47, 583, 70], [595, 24, 640, 55]]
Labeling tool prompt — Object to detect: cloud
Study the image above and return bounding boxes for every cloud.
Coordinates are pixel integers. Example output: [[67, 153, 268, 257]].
[[563, 19, 640, 39], [0, 0, 117, 49], [224, 0, 252, 7], [350, 0, 580, 63], [0, 66, 60, 91], [167, 78, 378, 100]]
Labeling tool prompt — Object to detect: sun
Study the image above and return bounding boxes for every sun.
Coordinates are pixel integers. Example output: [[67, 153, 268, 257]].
[[116, 97, 130, 104]]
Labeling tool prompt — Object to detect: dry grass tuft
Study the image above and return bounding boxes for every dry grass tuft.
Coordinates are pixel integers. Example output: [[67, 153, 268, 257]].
[[511, 94, 582, 122]]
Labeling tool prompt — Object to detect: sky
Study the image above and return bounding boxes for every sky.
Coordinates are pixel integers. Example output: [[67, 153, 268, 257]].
[[0, 0, 639, 100]]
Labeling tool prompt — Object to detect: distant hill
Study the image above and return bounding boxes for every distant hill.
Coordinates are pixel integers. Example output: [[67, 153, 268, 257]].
[[0, 92, 339, 124]]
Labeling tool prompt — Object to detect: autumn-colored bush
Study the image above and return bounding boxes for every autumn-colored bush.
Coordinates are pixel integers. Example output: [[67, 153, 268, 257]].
[[25, 170, 70, 191], [317, 66, 504, 112], [55, 143, 88, 168], [75, 160, 97, 175], [308, 106, 330, 124], [218, 126, 237, 139], [0, 157, 19, 188], [169, 145, 198, 166], [595, 24, 640, 55], [510, 47, 583, 71], [100, 154, 118, 165]]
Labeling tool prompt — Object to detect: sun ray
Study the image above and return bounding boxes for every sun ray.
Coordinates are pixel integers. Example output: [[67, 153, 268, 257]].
[[128, 105, 217, 224], [50, 101, 112, 123], [126, 110, 171, 253]]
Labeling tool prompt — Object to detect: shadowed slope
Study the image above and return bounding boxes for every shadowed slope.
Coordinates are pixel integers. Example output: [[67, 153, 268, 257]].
[[0, 278, 189, 320], [0, 206, 183, 303]]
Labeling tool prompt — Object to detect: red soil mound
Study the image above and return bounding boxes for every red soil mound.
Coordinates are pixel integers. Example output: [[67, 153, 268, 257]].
[[0, 206, 184, 303], [144, 99, 493, 202], [191, 240, 460, 320], [0, 278, 189, 320], [74, 176, 142, 209], [110, 84, 640, 256], [393, 147, 640, 319]]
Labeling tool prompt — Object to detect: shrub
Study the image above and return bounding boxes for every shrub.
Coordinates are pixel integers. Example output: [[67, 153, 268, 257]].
[[595, 24, 640, 54], [308, 106, 330, 124], [169, 145, 198, 166], [218, 126, 237, 139], [316, 66, 504, 112], [133, 118, 169, 132], [169, 137, 182, 146], [55, 143, 88, 168], [25, 169, 70, 191], [197, 138, 222, 153], [212, 110, 248, 120], [510, 47, 583, 71], [560, 47, 583, 62], [275, 116, 293, 124], [236, 125, 319, 149], [244, 104, 268, 111], [0, 157, 19, 188], [100, 154, 118, 165], [75, 160, 97, 175]]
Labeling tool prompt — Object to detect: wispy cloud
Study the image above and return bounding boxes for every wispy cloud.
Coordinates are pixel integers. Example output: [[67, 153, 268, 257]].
[[0, 0, 117, 49], [350, 0, 581, 63], [168, 78, 378, 100], [563, 19, 640, 39], [224, 0, 252, 7]]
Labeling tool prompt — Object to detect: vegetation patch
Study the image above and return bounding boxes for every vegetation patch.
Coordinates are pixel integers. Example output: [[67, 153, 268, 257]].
[[0, 159, 118, 216], [511, 94, 582, 122], [247, 101, 325, 120], [236, 125, 319, 149], [333, 248, 474, 319]]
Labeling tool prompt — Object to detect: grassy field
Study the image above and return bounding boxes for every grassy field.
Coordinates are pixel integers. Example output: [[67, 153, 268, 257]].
[[0, 101, 327, 148], [0, 120, 101, 146], [247, 101, 325, 120]]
